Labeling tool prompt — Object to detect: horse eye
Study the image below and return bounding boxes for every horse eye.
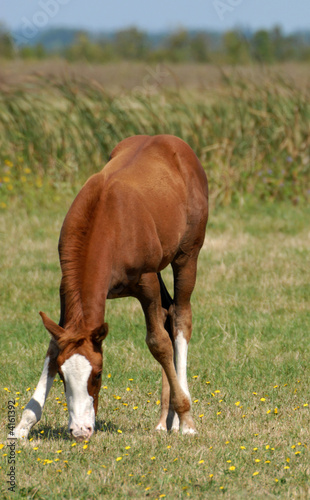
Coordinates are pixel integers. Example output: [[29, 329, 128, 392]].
[[94, 372, 102, 381]]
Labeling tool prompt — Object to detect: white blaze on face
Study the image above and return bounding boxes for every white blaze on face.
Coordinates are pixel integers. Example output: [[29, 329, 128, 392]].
[[61, 353, 95, 440]]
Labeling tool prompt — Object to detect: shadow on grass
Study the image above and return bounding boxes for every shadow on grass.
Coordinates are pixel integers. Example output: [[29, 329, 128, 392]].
[[95, 419, 120, 434], [29, 425, 70, 441], [27, 420, 120, 441]]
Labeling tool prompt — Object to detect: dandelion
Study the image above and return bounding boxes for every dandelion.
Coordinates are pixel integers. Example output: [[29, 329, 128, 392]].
[[117, 429, 122, 434], [71, 443, 77, 447], [240, 446, 246, 450], [151, 456, 156, 460], [265, 445, 270, 450], [229, 466, 236, 471], [116, 457, 122, 461], [87, 470, 92, 475], [260, 398, 266, 402], [83, 445, 88, 450], [133, 406, 138, 410], [125, 446, 131, 450], [225, 441, 230, 444], [193, 375, 198, 379], [198, 460, 204, 464], [253, 471, 259, 476], [108, 373, 111, 378], [235, 401, 240, 406], [56, 450, 62, 454], [159, 495, 166, 498], [274, 408, 278, 414], [209, 474, 214, 478], [265, 460, 271, 464], [295, 451, 301, 455], [3, 388, 10, 392], [156, 400, 160, 405], [255, 459, 260, 463], [199, 414, 204, 418]]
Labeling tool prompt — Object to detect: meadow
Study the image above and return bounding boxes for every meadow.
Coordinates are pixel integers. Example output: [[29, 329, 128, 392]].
[[0, 62, 309, 498]]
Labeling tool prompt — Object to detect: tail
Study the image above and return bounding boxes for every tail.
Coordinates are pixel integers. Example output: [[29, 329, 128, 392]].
[[157, 272, 174, 341]]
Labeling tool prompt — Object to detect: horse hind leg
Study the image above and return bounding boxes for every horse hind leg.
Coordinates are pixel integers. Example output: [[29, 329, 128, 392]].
[[136, 272, 194, 435], [9, 342, 58, 439], [155, 273, 175, 431], [168, 254, 200, 435]]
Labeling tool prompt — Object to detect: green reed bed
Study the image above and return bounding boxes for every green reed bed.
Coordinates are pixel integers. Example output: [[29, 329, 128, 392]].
[[0, 75, 309, 210]]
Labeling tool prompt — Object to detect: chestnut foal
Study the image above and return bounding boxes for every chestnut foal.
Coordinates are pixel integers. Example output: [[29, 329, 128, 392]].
[[12, 135, 208, 441]]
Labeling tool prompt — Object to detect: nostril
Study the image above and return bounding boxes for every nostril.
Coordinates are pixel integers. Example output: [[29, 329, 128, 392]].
[[86, 427, 92, 433]]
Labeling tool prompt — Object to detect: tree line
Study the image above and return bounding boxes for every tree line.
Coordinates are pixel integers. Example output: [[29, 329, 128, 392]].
[[1, 25, 310, 64]]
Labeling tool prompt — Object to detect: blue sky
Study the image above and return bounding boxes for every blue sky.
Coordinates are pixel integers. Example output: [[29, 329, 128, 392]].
[[2, 0, 310, 33]]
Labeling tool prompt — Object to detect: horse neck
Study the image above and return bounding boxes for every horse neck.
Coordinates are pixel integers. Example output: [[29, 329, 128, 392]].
[[60, 245, 112, 332]]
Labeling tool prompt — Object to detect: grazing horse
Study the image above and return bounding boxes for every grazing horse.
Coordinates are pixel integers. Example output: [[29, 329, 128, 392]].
[[12, 135, 208, 441]]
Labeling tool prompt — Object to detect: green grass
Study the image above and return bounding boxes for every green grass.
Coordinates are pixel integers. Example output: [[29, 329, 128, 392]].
[[1, 201, 309, 499]]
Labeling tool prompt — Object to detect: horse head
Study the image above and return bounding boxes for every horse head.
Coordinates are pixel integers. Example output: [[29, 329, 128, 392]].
[[40, 312, 108, 441]]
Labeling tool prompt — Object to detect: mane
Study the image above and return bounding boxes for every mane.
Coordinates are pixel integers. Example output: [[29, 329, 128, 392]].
[[58, 174, 104, 328]]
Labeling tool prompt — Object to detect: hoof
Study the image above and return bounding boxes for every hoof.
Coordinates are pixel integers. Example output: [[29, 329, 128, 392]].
[[181, 425, 197, 435], [8, 427, 29, 440], [155, 422, 167, 432], [180, 413, 197, 435]]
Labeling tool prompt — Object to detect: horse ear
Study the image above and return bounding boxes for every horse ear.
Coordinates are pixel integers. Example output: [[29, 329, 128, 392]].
[[91, 323, 109, 345], [39, 311, 65, 342]]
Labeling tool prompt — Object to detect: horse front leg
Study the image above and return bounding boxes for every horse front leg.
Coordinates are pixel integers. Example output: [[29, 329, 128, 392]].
[[136, 273, 195, 434], [9, 342, 58, 439]]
